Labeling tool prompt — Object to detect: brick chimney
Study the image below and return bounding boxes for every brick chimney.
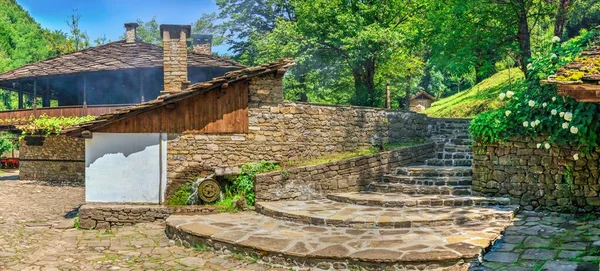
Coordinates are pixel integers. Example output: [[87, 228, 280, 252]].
[[124, 22, 139, 43], [191, 34, 212, 55], [160, 24, 191, 93]]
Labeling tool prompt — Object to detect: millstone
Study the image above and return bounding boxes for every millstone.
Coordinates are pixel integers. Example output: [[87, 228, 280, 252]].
[[198, 178, 220, 203]]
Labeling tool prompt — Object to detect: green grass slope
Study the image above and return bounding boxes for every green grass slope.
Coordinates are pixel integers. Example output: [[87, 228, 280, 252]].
[[423, 68, 524, 118]]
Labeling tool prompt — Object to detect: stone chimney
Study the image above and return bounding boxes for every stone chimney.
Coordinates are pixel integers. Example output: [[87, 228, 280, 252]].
[[191, 34, 212, 55], [160, 24, 191, 93], [124, 23, 139, 43]]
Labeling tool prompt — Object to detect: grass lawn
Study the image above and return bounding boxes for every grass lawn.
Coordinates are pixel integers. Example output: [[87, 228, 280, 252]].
[[423, 68, 524, 118]]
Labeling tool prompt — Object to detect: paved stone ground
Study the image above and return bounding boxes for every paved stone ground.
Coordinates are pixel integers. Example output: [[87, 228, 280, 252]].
[[0, 178, 287, 271], [477, 211, 600, 271]]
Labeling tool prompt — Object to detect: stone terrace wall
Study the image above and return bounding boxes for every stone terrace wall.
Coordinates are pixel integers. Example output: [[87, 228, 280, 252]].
[[19, 135, 85, 184], [473, 138, 600, 212], [254, 142, 436, 201], [166, 103, 429, 198]]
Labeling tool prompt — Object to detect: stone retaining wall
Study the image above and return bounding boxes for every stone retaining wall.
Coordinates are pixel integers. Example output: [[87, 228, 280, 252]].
[[166, 103, 429, 198], [473, 138, 600, 212], [78, 204, 218, 230], [254, 142, 436, 201], [19, 135, 85, 184]]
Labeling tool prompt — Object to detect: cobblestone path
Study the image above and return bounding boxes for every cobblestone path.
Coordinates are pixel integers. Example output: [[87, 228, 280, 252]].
[[0, 180, 287, 271]]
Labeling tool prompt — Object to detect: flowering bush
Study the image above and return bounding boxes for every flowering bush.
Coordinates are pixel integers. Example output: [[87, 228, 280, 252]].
[[16, 115, 96, 136], [470, 30, 600, 155]]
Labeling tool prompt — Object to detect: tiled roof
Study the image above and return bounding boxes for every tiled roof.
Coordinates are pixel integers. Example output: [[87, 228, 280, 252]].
[[545, 44, 600, 84], [64, 58, 295, 135], [0, 40, 244, 82]]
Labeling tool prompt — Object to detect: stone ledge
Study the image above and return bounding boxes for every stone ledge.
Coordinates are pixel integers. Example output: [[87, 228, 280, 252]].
[[78, 204, 218, 230]]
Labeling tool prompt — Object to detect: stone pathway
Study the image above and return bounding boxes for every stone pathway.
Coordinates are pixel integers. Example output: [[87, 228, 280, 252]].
[[0, 180, 287, 271], [476, 211, 600, 271], [167, 212, 508, 270]]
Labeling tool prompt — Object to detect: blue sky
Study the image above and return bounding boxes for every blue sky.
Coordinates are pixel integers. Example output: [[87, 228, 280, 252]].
[[18, 0, 230, 54]]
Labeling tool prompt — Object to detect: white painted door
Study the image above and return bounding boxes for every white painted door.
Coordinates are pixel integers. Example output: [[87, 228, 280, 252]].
[[85, 133, 167, 203]]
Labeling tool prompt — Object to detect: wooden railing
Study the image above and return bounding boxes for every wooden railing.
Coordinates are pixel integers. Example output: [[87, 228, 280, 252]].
[[0, 104, 134, 125]]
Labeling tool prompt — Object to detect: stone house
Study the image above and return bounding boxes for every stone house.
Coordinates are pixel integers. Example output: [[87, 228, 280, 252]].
[[409, 91, 435, 112]]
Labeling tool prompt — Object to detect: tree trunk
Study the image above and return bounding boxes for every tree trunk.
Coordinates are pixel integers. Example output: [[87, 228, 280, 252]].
[[554, 0, 569, 38], [516, 1, 532, 78], [351, 59, 376, 107]]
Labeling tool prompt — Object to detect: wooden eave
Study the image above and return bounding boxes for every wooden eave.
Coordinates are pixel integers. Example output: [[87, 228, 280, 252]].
[[556, 83, 600, 103]]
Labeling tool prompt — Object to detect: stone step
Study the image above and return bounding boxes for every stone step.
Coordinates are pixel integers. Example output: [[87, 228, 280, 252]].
[[255, 200, 517, 229], [437, 152, 473, 160], [450, 139, 473, 145], [381, 175, 472, 186], [425, 159, 473, 167], [395, 166, 473, 177], [327, 192, 512, 208], [166, 211, 513, 269], [369, 183, 473, 196]]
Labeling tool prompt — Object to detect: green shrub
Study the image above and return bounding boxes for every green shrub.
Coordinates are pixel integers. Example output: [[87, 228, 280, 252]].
[[216, 161, 280, 211], [168, 183, 193, 206], [470, 29, 600, 153], [16, 114, 96, 136]]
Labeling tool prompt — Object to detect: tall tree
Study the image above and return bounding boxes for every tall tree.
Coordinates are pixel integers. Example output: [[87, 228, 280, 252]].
[[554, 0, 570, 38], [292, 0, 420, 106], [66, 9, 90, 50]]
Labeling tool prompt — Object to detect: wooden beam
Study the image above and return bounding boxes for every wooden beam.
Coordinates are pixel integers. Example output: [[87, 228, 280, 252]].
[[18, 83, 23, 109], [139, 70, 145, 103], [557, 84, 600, 103], [33, 80, 37, 117], [43, 79, 50, 107], [83, 76, 88, 115]]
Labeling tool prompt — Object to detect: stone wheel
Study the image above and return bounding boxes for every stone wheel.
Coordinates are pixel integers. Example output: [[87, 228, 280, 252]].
[[198, 178, 220, 203]]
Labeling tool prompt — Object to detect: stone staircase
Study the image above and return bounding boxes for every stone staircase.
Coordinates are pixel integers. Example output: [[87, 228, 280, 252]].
[[166, 119, 519, 270]]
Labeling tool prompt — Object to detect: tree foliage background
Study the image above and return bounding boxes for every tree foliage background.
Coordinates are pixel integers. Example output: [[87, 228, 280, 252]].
[[1, 0, 599, 110]]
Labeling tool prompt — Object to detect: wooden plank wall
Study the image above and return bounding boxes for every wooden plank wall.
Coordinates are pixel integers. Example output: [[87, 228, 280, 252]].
[[96, 81, 249, 134]]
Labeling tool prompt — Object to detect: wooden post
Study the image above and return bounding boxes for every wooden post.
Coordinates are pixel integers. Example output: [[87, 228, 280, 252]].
[[43, 79, 50, 107], [139, 70, 145, 103], [18, 82, 23, 109], [385, 82, 391, 109], [33, 79, 37, 117], [83, 76, 88, 116]]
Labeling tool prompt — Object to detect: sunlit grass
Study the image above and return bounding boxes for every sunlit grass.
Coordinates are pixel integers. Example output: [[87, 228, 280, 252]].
[[423, 68, 524, 118]]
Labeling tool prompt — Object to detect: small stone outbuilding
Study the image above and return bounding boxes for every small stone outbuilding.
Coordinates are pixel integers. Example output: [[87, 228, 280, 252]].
[[409, 91, 435, 112]]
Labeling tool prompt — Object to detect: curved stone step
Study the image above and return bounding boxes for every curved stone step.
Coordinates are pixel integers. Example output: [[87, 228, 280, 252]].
[[255, 199, 517, 228], [370, 183, 473, 195], [395, 166, 472, 177], [166, 212, 511, 269], [382, 175, 472, 186], [326, 192, 511, 208]]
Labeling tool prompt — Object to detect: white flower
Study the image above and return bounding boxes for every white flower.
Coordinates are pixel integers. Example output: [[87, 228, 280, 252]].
[[552, 36, 561, 43], [551, 53, 558, 59], [505, 110, 511, 117], [528, 100, 536, 107], [573, 153, 579, 160], [559, 112, 565, 117], [552, 97, 557, 101], [535, 120, 540, 125], [542, 103, 547, 108], [523, 121, 529, 128], [530, 121, 537, 128], [551, 109, 558, 115], [562, 122, 569, 129], [537, 143, 542, 149], [564, 112, 573, 121], [570, 126, 579, 134], [499, 93, 506, 100], [506, 91, 515, 98], [527, 63, 533, 70], [544, 143, 551, 149]]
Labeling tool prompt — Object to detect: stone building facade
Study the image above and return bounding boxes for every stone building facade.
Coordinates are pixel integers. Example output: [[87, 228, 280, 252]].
[[473, 138, 600, 212], [19, 135, 85, 184]]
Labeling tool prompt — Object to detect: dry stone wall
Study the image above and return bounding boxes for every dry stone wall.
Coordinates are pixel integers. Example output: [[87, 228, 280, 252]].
[[473, 138, 600, 212], [19, 135, 85, 184], [255, 143, 436, 201], [166, 103, 429, 198]]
